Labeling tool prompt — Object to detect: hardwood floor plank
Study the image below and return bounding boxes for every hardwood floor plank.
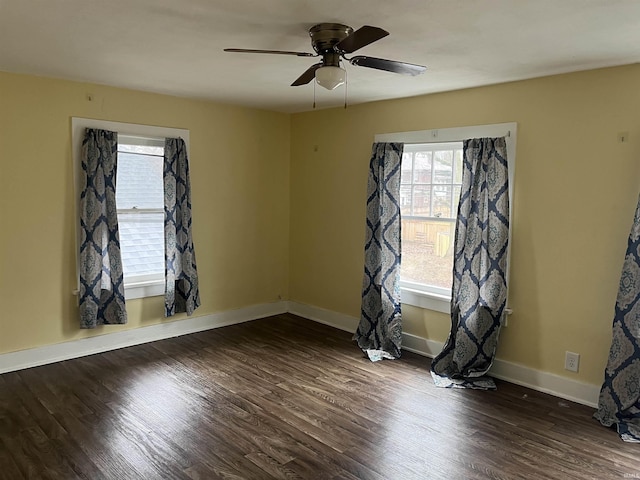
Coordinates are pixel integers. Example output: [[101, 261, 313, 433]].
[[8, 375, 69, 440], [0, 436, 26, 480], [245, 452, 304, 480], [1, 314, 638, 479]]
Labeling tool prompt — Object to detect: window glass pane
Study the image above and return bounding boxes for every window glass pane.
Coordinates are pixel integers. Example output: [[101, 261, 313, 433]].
[[399, 141, 464, 294], [117, 212, 164, 278], [412, 185, 431, 216], [433, 150, 453, 184], [432, 186, 452, 218], [400, 185, 412, 216], [413, 152, 432, 183], [118, 144, 164, 156], [453, 149, 463, 184], [401, 152, 412, 184], [400, 218, 454, 289], [115, 143, 165, 282], [116, 151, 164, 209], [452, 185, 462, 217]]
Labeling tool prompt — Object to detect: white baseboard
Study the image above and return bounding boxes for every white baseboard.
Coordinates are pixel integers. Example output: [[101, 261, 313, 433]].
[[401, 332, 446, 358], [488, 359, 599, 408], [0, 300, 601, 408], [289, 301, 600, 408], [0, 301, 288, 375], [288, 301, 358, 332]]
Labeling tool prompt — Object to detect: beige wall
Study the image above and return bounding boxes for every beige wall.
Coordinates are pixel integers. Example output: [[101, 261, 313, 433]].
[[0, 72, 290, 354], [290, 64, 640, 386]]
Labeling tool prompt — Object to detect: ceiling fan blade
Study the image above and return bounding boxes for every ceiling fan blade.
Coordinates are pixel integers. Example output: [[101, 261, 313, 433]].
[[350, 56, 427, 76], [291, 63, 322, 86], [334, 26, 389, 54], [224, 48, 316, 57]]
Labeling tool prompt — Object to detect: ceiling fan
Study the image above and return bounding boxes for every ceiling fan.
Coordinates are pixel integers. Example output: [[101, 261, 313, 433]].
[[224, 23, 427, 90]]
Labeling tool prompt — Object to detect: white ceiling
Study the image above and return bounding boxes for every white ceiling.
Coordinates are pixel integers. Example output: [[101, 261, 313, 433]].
[[1, 0, 640, 113]]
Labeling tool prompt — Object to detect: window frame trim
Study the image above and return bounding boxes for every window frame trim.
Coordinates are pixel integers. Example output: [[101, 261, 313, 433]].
[[376, 122, 517, 314], [71, 118, 189, 300]]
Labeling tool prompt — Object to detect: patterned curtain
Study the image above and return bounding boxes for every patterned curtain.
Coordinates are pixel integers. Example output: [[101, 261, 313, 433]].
[[164, 137, 200, 317], [78, 128, 127, 328], [594, 194, 640, 442], [354, 142, 404, 361], [430, 137, 509, 389]]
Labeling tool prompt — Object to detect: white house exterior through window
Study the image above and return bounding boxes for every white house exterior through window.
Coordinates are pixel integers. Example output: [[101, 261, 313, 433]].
[[71, 118, 190, 300]]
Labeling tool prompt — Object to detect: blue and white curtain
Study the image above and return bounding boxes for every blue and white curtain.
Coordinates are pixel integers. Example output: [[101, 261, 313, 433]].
[[164, 137, 200, 317], [78, 129, 127, 328], [594, 194, 640, 442], [355, 142, 404, 361], [431, 137, 510, 389]]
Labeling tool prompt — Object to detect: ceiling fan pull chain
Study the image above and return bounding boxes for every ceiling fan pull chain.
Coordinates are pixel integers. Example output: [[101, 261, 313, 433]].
[[313, 80, 316, 109], [344, 68, 348, 109]]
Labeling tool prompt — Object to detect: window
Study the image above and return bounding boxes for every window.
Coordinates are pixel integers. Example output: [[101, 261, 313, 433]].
[[72, 118, 190, 300], [116, 136, 165, 295], [376, 123, 516, 313], [400, 142, 463, 297]]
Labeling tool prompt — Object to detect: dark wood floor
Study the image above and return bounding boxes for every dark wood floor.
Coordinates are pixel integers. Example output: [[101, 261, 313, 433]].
[[0, 314, 637, 479]]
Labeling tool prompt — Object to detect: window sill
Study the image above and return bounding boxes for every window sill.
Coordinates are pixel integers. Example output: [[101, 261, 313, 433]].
[[400, 287, 451, 314], [400, 287, 514, 322], [72, 280, 164, 301], [124, 280, 164, 300]]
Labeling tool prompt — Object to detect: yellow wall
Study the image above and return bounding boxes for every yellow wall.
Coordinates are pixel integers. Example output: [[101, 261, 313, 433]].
[[0, 72, 290, 354], [2, 64, 640, 388], [290, 64, 640, 386]]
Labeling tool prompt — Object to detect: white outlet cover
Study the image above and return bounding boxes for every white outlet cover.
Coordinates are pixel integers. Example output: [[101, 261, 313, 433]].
[[565, 351, 580, 372]]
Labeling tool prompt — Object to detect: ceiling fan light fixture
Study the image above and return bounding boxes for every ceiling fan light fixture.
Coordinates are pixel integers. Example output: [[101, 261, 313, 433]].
[[315, 66, 346, 90]]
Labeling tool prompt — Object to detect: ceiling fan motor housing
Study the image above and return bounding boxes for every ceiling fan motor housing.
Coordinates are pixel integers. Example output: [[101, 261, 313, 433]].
[[309, 23, 353, 66]]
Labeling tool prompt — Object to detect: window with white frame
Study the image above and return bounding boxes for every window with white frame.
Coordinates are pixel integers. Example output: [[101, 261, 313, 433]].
[[376, 123, 516, 313], [72, 118, 190, 300], [116, 136, 165, 292], [400, 142, 463, 297]]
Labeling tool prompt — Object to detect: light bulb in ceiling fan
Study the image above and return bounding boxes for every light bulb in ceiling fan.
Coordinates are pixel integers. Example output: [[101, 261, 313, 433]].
[[315, 66, 346, 90]]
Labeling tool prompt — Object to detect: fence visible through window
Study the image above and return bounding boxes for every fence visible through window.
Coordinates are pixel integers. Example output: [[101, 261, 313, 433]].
[[400, 142, 463, 291]]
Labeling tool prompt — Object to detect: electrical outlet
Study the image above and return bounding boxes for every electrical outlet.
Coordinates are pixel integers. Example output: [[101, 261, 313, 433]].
[[565, 351, 580, 373]]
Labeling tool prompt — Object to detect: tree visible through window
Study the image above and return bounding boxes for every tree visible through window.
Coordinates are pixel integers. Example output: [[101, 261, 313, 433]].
[[400, 142, 463, 294]]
